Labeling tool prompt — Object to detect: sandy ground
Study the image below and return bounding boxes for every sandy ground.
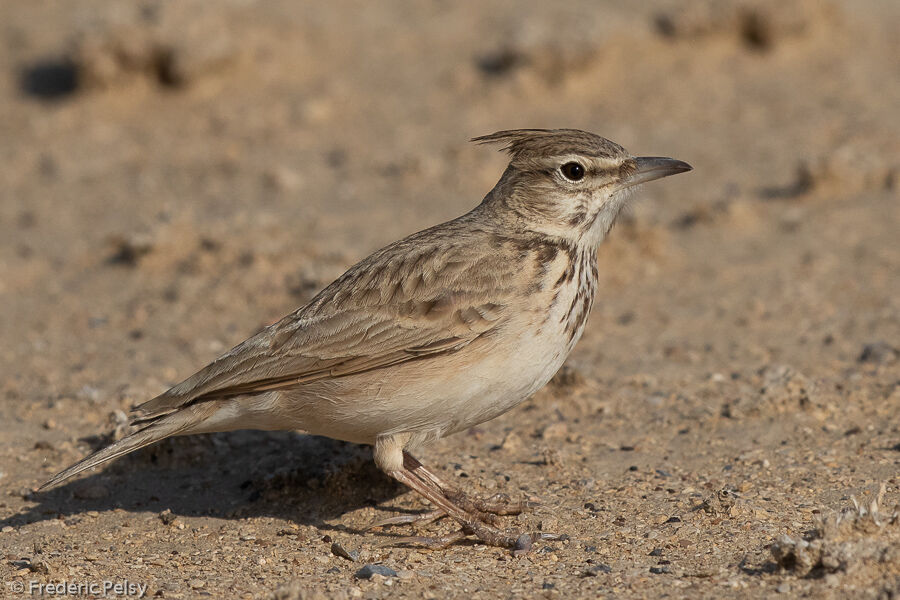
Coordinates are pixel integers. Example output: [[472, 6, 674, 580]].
[[1, 0, 899, 598]]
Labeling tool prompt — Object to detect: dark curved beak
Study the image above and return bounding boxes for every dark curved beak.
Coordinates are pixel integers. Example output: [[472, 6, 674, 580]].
[[623, 156, 693, 188]]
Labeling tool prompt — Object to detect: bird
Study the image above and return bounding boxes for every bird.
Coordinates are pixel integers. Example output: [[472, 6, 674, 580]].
[[41, 129, 691, 551]]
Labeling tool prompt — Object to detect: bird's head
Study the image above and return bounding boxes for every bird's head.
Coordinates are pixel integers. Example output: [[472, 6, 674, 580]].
[[475, 129, 692, 246]]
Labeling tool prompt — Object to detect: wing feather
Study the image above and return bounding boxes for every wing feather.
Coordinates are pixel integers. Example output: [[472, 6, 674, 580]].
[[134, 225, 521, 421]]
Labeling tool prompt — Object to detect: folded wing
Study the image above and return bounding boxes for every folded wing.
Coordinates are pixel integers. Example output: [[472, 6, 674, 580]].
[[134, 229, 517, 423]]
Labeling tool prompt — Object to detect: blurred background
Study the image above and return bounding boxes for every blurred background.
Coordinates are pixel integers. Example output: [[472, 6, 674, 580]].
[[1, 0, 898, 597]]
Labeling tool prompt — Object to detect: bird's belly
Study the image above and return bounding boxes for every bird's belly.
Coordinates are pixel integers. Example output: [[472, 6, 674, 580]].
[[276, 306, 582, 446], [432, 323, 572, 435]]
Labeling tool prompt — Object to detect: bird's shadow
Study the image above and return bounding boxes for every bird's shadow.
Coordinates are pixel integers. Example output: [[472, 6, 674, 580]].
[[2, 431, 408, 533]]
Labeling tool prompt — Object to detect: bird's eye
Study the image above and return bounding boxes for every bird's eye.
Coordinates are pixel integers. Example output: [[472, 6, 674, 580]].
[[560, 162, 585, 181]]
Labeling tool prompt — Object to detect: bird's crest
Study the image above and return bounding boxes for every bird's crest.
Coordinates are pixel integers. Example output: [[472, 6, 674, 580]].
[[472, 129, 627, 161]]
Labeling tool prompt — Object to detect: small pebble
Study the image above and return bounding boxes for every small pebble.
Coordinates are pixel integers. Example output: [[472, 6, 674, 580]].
[[581, 564, 612, 577], [355, 564, 398, 579], [331, 541, 359, 562], [513, 533, 533, 556], [158, 509, 177, 525], [859, 342, 898, 364]]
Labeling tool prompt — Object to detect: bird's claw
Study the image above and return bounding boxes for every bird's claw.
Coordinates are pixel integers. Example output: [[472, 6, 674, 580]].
[[445, 490, 533, 517]]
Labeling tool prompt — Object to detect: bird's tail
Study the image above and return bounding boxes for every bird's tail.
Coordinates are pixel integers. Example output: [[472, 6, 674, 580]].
[[38, 409, 200, 491]]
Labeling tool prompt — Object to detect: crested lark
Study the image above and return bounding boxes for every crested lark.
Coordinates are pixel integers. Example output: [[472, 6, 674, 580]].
[[43, 129, 691, 551]]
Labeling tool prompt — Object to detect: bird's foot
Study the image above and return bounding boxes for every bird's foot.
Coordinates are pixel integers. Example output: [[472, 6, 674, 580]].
[[369, 505, 503, 529], [402, 452, 536, 517], [381, 450, 558, 554], [461, 521, 559, 554], [398, 522, 558, 554], [444, 490, 536, 517]]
